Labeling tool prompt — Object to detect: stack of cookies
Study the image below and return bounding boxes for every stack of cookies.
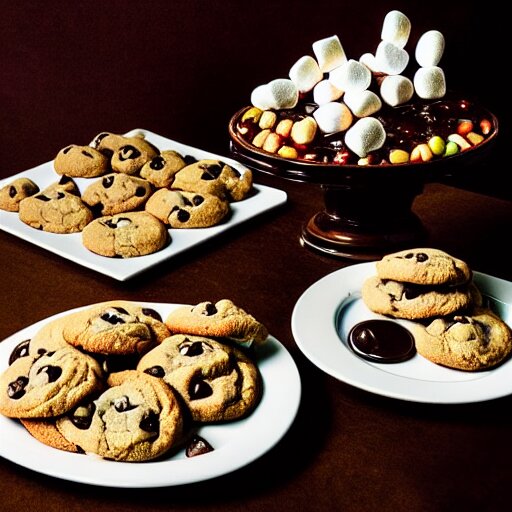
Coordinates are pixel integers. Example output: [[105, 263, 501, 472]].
[[362, 248, 512, 371], [0, 131, 254, 258], [0, 299, 267, 462]]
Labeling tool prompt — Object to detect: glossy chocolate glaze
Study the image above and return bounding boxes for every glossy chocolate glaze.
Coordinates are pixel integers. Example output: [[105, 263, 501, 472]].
[[348, 319, 416, 363]]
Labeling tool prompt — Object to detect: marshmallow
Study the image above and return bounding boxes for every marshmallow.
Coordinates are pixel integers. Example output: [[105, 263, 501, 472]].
[[289, 55, 323, 93], [312, 35, 347, 73], [415, 30, 445, 67], [344, 117, 386, 158], [313, 102, 353, 134], [359, 52, 380, 73], [381, 10, 411, 49], [313, 79, 343, 105], [329, 59, 372, 93], [375, 41, 409, 75], [251, 79, 299, 110], [380, 75, 414, 106], [413, 66, 446, 99], [344, 90, 382, 117]]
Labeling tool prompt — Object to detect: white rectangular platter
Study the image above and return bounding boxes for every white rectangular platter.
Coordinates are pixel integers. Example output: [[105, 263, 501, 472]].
[[0, 129, 287, 281]]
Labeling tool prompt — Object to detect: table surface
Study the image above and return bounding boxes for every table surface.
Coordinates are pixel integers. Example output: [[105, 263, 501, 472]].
[[1, 1, 510, 511]]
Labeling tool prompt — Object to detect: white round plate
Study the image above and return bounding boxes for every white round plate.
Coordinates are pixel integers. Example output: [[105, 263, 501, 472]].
[[0, 302, 301, 487], [292, 262, 512, 404]]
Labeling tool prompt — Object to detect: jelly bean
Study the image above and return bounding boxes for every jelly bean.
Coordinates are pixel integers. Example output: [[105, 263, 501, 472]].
[[443, 141, 459, 157], [428, 135, 445, 156], [389, 149, 410, 164]]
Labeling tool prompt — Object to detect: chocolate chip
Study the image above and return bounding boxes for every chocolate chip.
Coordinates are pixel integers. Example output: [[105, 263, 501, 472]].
[[113, 307, 129, 315], [101, 312, 126, 325], [8, 186, 16, 198], [149, 156, 165, 170], [189, 379, 213, 400], [186, 435, 214, 457], [118, 145, 141, 161], [192, 195, 204, 206], [142, 308, 162, 321], [63, 145, 73, 154], [182, 196, 193, 207], [179, 341, 205, 357], [37, 365, 62, 383], [416, 253, 428, 262], [59, 175, 72, 184], [135, 186, 147, 197], [81, 150, 94, 159], [144, 366, 165, 378], [56, 192, 65, 199], [177, 209, 190, 222], [183, 155, 197, 165], [114, 395, 136, 412], [8, 339, 30, 365], [203, 302, 217, 316], [200, 163, 222, 180], [35, 194, 51, 202], [93, 133, 109, 147], [140, 412, 159, 434], [7, 376, 29, 399], [102, 176, 114, 188], [71, 403, 95, 429]]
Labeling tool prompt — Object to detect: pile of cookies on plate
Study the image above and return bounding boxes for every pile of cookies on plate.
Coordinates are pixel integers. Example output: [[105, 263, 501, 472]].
[[0, 131, 253, 257], [362, 248, 512, 371], [0, 299, 268, 462]]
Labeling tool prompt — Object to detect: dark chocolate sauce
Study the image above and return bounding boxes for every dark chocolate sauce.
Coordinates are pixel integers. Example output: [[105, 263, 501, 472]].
[[348, 319, 416, 363]]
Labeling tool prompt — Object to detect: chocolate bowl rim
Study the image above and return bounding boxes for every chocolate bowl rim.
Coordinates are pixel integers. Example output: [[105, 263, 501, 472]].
[[228, 103, 499, 186]]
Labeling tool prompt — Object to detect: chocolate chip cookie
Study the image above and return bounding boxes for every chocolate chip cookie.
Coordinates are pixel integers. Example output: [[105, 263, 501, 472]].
[[0, 346, 104, 418], [145, 189, 230, 228], [410, 307, 512, 371], [82, 211, 168, 258], [165, 299, 269, 346], [18, 190, 93, 233], [54, 145, 110, 178], [137, 334, 262, 422], [0, 178, 39, 212], [56, 370, 184, 461], [140, 150, 187, 188], [172, 159, 253, 201]]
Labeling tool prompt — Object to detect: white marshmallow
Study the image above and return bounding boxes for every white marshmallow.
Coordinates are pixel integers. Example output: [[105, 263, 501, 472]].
[[251, 79, 299, 110], [251, 84, 274, 110], [289, 55, 323, 93], [344, 117, 386, 158], [359, 52, 380, 73], [380, 75, 414, 106], [313, 102, 353, 134], [344, 90, 382, 117], [413, 66, 446, 99], [415, 30, 445, 67], [329, 59, 372, 93], [313, 79, 343, 105], [312, 35, 347, 73], [381, 10, 411, 49], [375, 41, 409, 75]]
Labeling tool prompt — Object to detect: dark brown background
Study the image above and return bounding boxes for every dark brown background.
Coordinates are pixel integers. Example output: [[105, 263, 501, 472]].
[[1, 1, 511, 511]]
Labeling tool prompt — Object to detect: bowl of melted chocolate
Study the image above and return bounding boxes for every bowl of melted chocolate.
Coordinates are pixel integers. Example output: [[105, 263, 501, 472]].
[[229, 94, 498, 261]]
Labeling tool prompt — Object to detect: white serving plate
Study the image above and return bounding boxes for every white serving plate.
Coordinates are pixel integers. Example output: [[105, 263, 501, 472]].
[[0, 301, 301, 487], [292, 261, 512, 404], [0, 129, 287, 281]]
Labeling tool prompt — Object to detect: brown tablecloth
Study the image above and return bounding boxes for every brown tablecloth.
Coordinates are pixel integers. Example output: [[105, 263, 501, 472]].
[[1, 2, 511, 511]]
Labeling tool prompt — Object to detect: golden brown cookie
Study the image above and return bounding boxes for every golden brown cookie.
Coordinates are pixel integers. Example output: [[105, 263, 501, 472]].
[[0, 346, 104, 418], [62, 301, 170, 356], [56, 370, 184, 461], [410, 307, 512, 371], [0, 178, 40, 212], [82, 211, 168, 258], [54, 145, 110, 178], [140, 150, 187, 188], [137, 334, 262, 422], [172, 159, 253, 201], [145, 189, 230, 228], [361, 276, 476, 320], [165, 299, 269, 346], [18, 190, 93, 233], [376, 248, 472, 286], [20, 418, 82, 453], [82, 173, 153, 216]]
